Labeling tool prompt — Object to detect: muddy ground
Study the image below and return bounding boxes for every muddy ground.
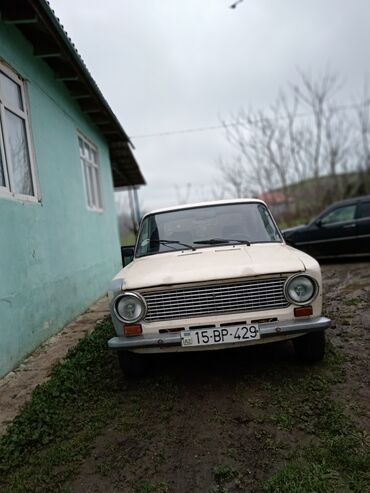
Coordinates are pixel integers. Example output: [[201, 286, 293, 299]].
[[65, 262, 369, 493]]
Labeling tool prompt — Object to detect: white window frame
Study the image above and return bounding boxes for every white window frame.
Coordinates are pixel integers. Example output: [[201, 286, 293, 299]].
[[0, 60, 39, 203], [78, 131, 103, 212]]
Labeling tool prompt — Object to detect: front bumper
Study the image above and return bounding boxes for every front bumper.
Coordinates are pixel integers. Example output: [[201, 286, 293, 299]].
[[108, 316, 331, 350]]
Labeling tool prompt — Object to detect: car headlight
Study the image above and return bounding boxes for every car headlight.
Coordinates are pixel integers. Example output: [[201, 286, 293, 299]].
[[113, 292, 147, 323], [285, 275, 317, 304]]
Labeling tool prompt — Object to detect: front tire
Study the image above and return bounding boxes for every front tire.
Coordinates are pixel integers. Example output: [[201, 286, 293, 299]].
[[117, 350, 147, 377], [293, 330, 326, 363]]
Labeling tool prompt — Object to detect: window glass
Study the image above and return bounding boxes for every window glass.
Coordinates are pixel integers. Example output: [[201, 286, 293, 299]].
[[93, 167, 102, 207], [88, 166, 96, 205], [0, 72, 23, 110], [5, 109, 33, 196], [357, 201, 370, 219], [84, 142, 91, 160], [78, 137, 84, 155], [321, 205, 356, 225], [257, 203, 280, 240], [83, 164, 91, 207], [0, 63, 36, 199], [78, 134, 102, 210], [0, 148, 5, 187], [136, 203, 281, 257]]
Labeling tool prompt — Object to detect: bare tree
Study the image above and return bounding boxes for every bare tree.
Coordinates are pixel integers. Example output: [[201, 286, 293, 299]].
[[292, 69, 341, 179], [353, 77, 370, 195], [219, 68, 368, 219], [175, 182, 193, 204], [356, 77, 370, 172], [229, 0, 245, 9], [222, 111, 279, 194], [115, 189, 145, 239], [217, 156, 255, 197]]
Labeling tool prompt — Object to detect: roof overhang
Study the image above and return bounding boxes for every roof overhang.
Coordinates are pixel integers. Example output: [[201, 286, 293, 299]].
[[0, 0, 145, 187]]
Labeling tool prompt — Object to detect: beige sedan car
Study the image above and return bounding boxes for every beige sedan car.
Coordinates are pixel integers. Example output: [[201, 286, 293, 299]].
[[108, 199, 331, 376]]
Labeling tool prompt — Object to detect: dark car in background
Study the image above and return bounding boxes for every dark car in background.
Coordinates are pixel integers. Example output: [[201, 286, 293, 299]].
[[282, 195, 370, 260]]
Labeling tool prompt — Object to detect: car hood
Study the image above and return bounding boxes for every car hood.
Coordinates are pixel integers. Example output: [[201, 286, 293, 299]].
[[282, 224, 307, 234], [115, 243, 307, 290]]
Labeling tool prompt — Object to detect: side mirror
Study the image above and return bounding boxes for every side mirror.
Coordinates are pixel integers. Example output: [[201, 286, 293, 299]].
[[121, 246, 135, 267], [315, 219, 322, 228]]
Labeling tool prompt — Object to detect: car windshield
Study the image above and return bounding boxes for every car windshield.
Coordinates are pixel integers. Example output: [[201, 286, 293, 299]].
[[136, 202, 282, 258]]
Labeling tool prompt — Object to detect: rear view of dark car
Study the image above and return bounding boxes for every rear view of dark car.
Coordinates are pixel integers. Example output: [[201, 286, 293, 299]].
[[283, 196, 370, 260]]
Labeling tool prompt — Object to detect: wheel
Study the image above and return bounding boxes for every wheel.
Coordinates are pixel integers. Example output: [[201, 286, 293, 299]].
[[117, 350, 147, 377], [293, 330, 326, 363]]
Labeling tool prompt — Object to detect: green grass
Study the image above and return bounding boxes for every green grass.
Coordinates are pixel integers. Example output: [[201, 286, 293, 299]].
[[121, 230, 136, 246], [277, 217, 307, 230], [0, 317, 180, 492], [210, 464, 241, 493], [133, 481, 169, 493], [264, 345, 370, 493], [0, 322, 368, 493], [0, 318, 120, 492], [343, 298, 362, 306]]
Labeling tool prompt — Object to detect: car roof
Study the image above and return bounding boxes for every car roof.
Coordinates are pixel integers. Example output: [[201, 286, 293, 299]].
[[144, 198, 266, 217], [320, 194, 370, 213], [315, 194, 370, 220]]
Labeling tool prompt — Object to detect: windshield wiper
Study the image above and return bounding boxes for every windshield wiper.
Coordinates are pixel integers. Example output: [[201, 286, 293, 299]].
[[151, 239, 196, 251], [193, 238, 251, 246]]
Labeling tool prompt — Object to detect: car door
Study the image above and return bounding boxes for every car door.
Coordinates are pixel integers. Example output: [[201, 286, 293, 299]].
[[310, 203, 358, 258], [355, 200, 370, 255]]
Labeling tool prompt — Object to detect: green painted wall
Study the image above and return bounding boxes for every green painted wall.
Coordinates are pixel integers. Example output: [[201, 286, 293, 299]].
[[0, 24, 122, 377]]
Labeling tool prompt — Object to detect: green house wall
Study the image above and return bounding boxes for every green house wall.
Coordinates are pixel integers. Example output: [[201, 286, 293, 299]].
[[0, 24, 122, 377]]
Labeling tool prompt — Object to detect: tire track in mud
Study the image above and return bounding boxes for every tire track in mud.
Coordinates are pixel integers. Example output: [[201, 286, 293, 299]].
[[69, 262, 370, 493], [169, 374, 253, 493], [70, 349, 289, 493]]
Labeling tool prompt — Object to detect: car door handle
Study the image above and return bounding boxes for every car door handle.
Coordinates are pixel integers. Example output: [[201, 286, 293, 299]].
[[343, 223, 356, 228]]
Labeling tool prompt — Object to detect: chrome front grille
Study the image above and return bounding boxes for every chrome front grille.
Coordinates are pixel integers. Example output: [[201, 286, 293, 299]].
[[142, 278, 289, 322]]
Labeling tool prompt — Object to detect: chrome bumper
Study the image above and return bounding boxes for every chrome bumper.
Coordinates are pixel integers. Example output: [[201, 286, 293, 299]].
[[108, 316, 331, 350]]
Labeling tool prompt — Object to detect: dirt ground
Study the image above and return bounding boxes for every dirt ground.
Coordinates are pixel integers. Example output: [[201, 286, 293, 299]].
[[66, 262, 370, 493]]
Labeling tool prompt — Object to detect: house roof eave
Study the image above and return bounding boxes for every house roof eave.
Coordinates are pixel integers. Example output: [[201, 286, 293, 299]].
[[0, 0, 145, 186]]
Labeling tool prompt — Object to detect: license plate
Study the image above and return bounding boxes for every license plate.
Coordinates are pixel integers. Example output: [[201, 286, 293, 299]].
[[181, 324, 260, 347]]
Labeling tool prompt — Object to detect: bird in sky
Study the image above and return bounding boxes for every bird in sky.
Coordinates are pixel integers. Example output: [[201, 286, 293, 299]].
[[229, 0, 245, 9]]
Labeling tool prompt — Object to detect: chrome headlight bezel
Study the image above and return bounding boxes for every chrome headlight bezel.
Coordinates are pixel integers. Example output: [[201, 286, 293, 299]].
[[284, 274, 318, 305], [113, 291, 147, 323]]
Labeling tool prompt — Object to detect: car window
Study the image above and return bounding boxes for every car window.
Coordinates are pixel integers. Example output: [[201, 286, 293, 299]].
[[136, 203, 282, 257], [321, 204, 356, 226], [357, 201, 370, 219]]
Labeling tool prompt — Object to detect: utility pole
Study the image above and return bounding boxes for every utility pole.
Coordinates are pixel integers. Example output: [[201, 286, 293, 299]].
[[127, 187, 138, 234], [133, 187, 141, 227]]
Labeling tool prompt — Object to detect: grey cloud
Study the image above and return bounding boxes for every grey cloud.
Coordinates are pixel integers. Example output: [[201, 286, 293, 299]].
[[51, 0, 370, 210]]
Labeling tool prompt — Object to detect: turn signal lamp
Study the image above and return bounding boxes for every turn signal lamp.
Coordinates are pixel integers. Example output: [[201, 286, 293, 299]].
[[294, 306, 313, 317], [123, 324, 142, 336]]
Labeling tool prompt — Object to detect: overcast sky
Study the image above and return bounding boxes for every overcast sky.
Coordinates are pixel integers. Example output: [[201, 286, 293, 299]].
[[50, 0, 370, 211]]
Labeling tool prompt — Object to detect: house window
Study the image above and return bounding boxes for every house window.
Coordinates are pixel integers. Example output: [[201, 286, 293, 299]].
[[78, 133, 103, 211], [0, 62, 37, 199]]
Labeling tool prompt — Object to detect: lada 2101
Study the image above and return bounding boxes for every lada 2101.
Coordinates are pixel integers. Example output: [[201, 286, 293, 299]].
[[108, 199, 331, 376]]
